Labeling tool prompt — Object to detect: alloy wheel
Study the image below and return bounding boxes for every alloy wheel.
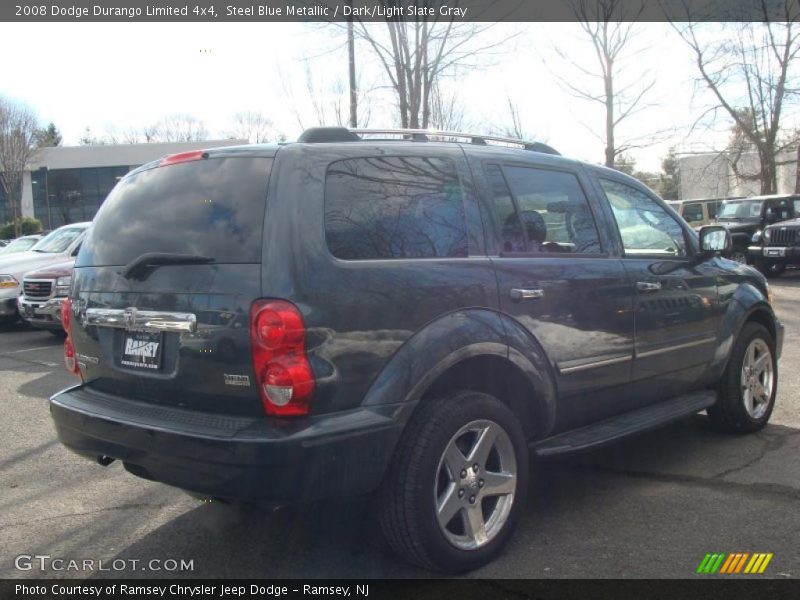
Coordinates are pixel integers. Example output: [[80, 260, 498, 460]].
[[433, 420, 517, 550]]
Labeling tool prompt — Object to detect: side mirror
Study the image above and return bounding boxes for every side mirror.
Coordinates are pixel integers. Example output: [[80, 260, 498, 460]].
[[699, 225, 731, 257]]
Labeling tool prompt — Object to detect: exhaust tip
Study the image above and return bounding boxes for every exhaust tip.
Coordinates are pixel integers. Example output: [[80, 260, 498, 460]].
[[97, 455, 115, 466]]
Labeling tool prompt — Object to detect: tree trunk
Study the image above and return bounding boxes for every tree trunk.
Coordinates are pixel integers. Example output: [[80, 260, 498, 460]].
[[604, 71, 615, 168], [760, 147, 777, 194], [795, 145, 800, 194], [347, 14, 357, 128]]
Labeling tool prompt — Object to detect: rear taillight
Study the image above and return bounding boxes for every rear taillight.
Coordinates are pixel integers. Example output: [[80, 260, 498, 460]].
[[250, 300, 315, 417], [61, 298, 81, 378]]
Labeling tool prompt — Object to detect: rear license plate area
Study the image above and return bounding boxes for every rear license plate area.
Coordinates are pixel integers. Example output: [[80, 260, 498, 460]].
[[121, 331, 164, 371]]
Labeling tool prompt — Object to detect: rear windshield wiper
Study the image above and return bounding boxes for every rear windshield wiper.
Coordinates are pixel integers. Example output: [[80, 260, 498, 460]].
[[121, 253, 214, 280]]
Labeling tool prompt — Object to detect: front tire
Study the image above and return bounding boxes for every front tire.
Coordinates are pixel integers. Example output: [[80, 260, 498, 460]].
[[729, 247, 749, 265], [379, 391, 529, 573], [708, 323, 777, 433], [756, 260, 786, 278]]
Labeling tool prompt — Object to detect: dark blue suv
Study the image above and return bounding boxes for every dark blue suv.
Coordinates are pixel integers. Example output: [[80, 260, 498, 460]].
[[50, 128, 783, 573]]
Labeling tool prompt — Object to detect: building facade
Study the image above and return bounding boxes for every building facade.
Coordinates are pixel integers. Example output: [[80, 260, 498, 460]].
[[5, 140, 246, 230], [678, 149, 800, 200]]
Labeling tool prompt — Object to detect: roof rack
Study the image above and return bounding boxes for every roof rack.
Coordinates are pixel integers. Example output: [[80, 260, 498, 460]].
[[296, 126, 560, 155]]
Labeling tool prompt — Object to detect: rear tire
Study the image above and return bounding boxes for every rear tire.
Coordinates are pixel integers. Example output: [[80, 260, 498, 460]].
[[379, 391, 529, 573], [708, 323, 777, 433]]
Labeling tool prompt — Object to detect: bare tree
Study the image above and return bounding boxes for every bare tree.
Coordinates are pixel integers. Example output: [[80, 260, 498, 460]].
[[429, 82, 469, 131], [149, 114, 209, 142], [349, 10, 514, 129], [226, 111, 278, 143], [492, 96, 533, 140], [0, 97, 39, 236], [551, 0, 662, 168], [284, 60, 372, 130], [673, 10, 800, 194]]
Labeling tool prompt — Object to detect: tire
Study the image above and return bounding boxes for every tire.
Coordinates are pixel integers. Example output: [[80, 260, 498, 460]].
[[708, 323, 777, 433], [729, 247, 749, 265], [379, 391, 529, 573], [757, 260, 786, 278]]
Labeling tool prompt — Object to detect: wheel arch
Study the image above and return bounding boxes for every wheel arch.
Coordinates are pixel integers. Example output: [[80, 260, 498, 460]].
[[361, 308, 558, 442], [709, 279, 778, 383]]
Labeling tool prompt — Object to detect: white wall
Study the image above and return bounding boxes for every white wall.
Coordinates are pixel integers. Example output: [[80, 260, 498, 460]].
[[679, 149, 799, 199]]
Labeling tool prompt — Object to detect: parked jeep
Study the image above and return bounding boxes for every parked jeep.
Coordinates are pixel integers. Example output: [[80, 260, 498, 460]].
[[50, 129, 783, 573], [716, 195, 799, 263], [749, 217, 800, 277]]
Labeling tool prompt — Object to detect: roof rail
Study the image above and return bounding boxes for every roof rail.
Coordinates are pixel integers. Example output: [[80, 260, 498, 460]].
[[296, 126, 559, 155]]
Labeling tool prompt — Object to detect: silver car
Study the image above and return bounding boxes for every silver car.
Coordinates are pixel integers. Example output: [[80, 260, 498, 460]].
[[0, 223, 90, 324]]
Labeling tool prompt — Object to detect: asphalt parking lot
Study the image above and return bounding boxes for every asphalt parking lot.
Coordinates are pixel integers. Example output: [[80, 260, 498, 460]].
[[1, 274, 798, 580]]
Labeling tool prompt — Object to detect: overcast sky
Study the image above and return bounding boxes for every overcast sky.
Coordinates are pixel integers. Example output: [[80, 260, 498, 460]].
[[1, 21, 797, 172]]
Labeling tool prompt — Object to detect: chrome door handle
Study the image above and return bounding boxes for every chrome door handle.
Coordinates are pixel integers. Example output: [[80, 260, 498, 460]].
[[636, 281, 662, 292], [510, 288, 545, 302]]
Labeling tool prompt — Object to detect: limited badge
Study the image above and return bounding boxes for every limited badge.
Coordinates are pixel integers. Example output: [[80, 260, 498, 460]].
[[224, 374, 251, 387]]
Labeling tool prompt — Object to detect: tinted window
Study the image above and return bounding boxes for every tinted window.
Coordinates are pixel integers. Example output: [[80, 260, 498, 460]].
[[600, 179, 687, 256], [325, 156, 468, 260], [495, 165, 602, 254], [682, 203, 703, 222], [77, 157, 272, 266], [765, 199, 792, 221], [707, 201, 719, 219]]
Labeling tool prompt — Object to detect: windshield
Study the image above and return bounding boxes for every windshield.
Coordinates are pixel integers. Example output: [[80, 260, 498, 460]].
[[0, 237, 38, 254], [718, 200, 762, 219], [32, 227, 84, 253]]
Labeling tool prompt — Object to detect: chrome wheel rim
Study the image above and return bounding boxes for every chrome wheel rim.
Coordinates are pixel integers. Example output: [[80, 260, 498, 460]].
[[434, 419, 517, 550], [741, 338, 774, 419]]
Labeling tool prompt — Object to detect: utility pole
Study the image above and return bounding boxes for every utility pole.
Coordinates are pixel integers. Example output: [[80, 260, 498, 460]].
[[347, 3, 357, 128]]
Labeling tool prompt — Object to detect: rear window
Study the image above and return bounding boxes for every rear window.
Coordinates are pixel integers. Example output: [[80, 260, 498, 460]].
[[77, 157, 272, 266], [324, 156, 468, 260]]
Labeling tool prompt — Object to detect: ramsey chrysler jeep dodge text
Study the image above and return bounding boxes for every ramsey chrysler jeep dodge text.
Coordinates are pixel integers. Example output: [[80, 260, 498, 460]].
[[50, 128, 783, 572]]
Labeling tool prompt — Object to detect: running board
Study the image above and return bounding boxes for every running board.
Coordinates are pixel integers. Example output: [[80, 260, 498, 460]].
[[532, 390, 717, 458]]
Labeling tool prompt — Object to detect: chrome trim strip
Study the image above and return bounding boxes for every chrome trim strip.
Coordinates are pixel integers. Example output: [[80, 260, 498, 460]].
[[558, 354, 632, 374], [635, 336, 716, 359], [84, 307, 196, 333]]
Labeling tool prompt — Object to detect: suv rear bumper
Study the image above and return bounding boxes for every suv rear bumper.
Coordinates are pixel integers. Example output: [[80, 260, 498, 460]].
[[50, 385, 403, 503]]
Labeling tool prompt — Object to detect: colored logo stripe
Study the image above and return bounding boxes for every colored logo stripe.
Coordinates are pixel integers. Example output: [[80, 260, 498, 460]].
[[697, 553, 773, 574]]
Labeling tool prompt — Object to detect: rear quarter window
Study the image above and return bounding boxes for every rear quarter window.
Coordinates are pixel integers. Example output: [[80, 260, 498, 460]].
[[77, 157, 272, 266], [324, 156, 468, 260]]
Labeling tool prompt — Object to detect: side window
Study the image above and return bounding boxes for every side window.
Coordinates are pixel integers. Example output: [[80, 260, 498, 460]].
[[599, 178, 688, 257], [324, 156, 468, 260], [485, 163, 602, 254], [707, 201, 719, 220], [682, 203, 703, 223], [794, 199, 800, 216], [766, 199, 791, 221]]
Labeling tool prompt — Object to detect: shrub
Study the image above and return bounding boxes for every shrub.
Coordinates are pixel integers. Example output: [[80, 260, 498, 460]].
[[20, 217, 43, 235], [0, 217, 44, 238]]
